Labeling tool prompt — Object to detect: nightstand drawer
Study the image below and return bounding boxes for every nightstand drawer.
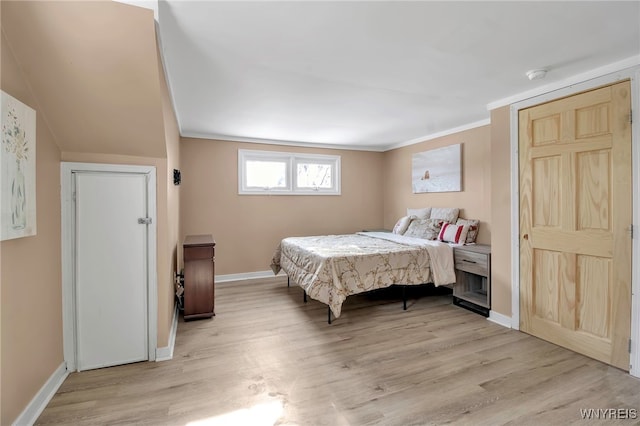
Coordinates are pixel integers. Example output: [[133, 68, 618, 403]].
[[454, 250, 488, 275]]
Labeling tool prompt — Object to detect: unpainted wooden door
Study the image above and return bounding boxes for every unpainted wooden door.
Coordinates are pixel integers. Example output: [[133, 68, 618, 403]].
[[519, 81, 632, 370]]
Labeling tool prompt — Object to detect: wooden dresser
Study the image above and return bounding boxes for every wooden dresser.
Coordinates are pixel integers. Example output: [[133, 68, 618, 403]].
[[183, 234, 215, 320]]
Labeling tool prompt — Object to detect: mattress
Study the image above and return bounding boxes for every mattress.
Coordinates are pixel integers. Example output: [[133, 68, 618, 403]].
[[271, 232, 455, 318]]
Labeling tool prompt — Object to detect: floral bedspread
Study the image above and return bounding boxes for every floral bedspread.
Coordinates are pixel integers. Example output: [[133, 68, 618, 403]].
[[270, 232, 455, 318]]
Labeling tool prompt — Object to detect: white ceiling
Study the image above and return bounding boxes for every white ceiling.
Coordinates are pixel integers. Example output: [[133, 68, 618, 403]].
[[156, 1, 640, 151]]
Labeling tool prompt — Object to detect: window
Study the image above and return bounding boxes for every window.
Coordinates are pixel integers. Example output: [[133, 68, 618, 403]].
[[245, 159, 289, 189], [239, 149, 341, 195]]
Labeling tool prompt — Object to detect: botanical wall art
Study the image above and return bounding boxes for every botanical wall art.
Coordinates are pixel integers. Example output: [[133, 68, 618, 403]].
[[1, 90, 36, 240], [412, 143, 461, 193]]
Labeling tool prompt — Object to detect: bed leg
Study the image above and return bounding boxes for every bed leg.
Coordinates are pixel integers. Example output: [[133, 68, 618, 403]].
[[402, 286, 407, 310], [328, 307, 332, 324], [303, 291, 307, 303], [287, 276, 290, 287]]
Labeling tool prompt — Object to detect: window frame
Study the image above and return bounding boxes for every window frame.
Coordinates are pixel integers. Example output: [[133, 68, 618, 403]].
[[238, 149, 341, 195], [239, 150, 292, 194]]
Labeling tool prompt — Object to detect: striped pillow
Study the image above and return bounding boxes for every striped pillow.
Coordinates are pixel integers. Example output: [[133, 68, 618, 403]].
[[456, 218, 480, 243], [438, 223, 470, 244]]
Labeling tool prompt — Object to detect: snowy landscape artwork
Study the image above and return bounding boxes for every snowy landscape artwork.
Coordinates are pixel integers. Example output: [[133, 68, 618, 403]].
[[412, 143, 461, 193]]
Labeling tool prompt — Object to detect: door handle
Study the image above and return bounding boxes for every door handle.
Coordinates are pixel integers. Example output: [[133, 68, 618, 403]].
[[523, 234, 529, 240]]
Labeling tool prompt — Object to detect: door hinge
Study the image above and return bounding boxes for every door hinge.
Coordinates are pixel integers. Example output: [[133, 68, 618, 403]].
[[629, 338, 632, 354], [138, 217, 152, 225], [630, 110, 633, 124], [630, 224, 634, 239]]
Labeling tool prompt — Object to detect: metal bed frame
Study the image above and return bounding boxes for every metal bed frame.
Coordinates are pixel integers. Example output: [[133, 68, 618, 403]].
[[288, 276, 408, 324]]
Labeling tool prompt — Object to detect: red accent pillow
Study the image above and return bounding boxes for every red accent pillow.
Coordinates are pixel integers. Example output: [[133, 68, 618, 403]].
[[438, 223, 470, 244]]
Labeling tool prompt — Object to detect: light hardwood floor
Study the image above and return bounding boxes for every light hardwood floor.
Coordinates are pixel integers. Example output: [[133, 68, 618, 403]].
[[37, 277, 639, 425]]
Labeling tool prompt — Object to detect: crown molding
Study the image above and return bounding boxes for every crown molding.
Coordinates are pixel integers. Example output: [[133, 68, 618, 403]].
[[382, 118, 491, 151], [180, 131, 387, 152]]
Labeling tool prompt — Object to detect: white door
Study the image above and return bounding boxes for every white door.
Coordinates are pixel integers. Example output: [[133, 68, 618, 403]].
[[74, 171, 149, 371]]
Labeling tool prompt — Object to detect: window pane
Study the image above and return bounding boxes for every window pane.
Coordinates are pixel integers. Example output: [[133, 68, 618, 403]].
[[246, 160, 287, 188], [297, 163, 332, 188]]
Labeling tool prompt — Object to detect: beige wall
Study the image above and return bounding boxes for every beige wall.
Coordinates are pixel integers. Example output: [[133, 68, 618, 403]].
[[1, 1, 166, 158], [158, 44, 181, 342], [180, 138, 384, 275], [1, 31, 63, 425], [382, 126, 492, 245], [489, 106, 512, 317]]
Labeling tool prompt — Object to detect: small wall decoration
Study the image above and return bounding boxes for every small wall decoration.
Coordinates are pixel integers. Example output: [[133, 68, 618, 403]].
[[412, 143, 461, 193], [1, 91, 36, 240]]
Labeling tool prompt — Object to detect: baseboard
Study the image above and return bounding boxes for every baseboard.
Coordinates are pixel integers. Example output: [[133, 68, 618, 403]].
[[487, 310, 512, 329], [216, 270, 286, 283], [12, 362, 68, 426], [156, 303, 178, 362]]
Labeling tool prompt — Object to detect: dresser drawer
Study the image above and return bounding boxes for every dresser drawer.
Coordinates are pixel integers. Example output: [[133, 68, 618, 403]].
[[184, 246, 214, 261], [454, 249, 488, 276]]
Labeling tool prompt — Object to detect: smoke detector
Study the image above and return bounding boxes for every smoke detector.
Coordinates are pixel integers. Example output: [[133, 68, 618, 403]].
[[526, 69, 548, 81]]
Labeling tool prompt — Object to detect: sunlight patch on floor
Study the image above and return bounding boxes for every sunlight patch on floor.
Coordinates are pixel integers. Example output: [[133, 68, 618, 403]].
[[185, 400, 284, 426]]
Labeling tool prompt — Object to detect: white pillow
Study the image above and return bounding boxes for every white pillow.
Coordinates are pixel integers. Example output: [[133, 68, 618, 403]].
[[430, 207, 460, 224], [392, 215, 415, 235], [438, 223, 470, 244], [406, 207, 431, 220]]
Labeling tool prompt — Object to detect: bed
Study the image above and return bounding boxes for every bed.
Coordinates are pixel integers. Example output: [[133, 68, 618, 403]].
[[270, 231, 457, 322]]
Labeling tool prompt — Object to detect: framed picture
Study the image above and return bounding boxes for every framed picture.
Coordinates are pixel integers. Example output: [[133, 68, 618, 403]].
[[1, 91, 36, 240], [412, 143, 461, 193]]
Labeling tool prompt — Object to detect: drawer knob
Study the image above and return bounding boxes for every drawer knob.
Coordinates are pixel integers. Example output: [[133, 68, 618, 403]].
[[523, 234, 529, 240]]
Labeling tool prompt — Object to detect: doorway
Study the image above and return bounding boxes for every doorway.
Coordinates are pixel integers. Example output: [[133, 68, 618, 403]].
[[61, 162, 157, 371]]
